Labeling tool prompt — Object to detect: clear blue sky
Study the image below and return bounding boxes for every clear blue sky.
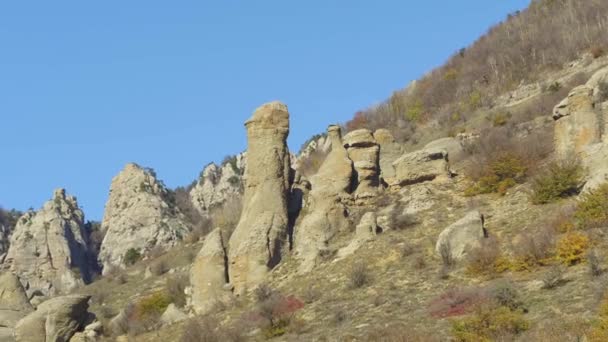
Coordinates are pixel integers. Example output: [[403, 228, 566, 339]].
[[0, 1, 530, 220]]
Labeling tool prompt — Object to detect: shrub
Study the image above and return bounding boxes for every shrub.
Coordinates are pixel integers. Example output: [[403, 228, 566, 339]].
[[254, 294, 304, 339], [464, 153, 527, 196], [574, 183, 608, 229], [542, 265, 566, 290], [530, 159, 585, 204], [547, 81, 562, 93], [439, 241, 455, 268], [429, 288, 485, 318], [134, 292, 171, 321], [124, 248, 142, 266], [490, 281, 525, 312], [490, 112, 510, 127], [590, 45, 605, 59], [588, 250, 603, 277], [466, 236, 509, 276], [511, 225, 556, 271], [254, 283, 275, 303], [555, 231, 589, 265], [348, 263, 371, 289], [150, 259, 168, 276], [180, 317, 244, 342], [389, 205, 417, 230], [451, 305, 529, 341]]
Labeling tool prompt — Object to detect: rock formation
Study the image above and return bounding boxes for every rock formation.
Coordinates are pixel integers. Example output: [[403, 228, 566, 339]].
[[435, 211, 487, 262], [0, 224, 10, 263], [189, 153, 246, 216], [3, 189, 90, 297], [373, 129, 404, 183], [14, 294, 92, 342], [391, 147, 450, 186], [424, 137, 465, 163], [294, 125, 353, 272], [228, 102, 291, 294], [343, 129, 380, 199], [0, 273, 33, 335], [99, 163, 189, 273], [336, 212, 378, 259], [190, 228, 231, 313], [552, 66, 608, 192]]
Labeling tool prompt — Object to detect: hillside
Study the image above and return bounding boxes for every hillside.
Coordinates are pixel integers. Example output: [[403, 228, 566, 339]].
[[2, 1, 608, 342]]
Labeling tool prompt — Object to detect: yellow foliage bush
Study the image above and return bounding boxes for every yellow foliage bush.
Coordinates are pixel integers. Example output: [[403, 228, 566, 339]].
[[134, 291, 171, 320], [555, 232, 589, 265], [464, 153, 527, 196], [451, 306, 529, 342], [574, 183, 608, 229]]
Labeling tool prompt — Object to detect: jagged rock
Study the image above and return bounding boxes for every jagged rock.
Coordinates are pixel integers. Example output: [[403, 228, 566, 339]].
[[391, 148, 450, 186], [0, 225, 11, 261], [296, 134, 332, 166], [160, 304, 188, 325], [294, 125, 353, 272], [553, 85, 600, 158], [3, 189, 90, 297], [336, 212, 378, 259], [435, 211, 487, 261], [424, 137, 465, 163], [189, 153, 246, 216], [190, 228, 230, 313], [343, 129, 380, 198], [373, 129, 404, 182], [0, 273, 32, 329], [228, 102, 291, 294], [99, 163, 189, 273], [14, 294, 91, 342]]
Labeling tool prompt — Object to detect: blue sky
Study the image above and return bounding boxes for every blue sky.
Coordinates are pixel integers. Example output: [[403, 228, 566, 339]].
[[0, 1, 530, 220]]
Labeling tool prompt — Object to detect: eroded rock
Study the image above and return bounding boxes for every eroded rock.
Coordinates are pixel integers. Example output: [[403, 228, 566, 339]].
[[190, 228, 230, 313], [344, 129, 380, 199], [336, 212, 378, 259], [435, 211, 486, 262], [392, 148, 450, 186], [373, 129, 404, 183]]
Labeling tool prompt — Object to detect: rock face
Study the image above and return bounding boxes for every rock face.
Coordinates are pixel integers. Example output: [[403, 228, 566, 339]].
[[424, 137, 465, 163], [435, 211, 487, 262], [228, 102, 291, 294], [294, 125, 354, 272], [373, 129, 404, 183], [189, 153, 246, 216], [0, 273, 32, 330], [552, 66, 608, 192], [14, 294, 91, 342], [3, 189, 90, 297], [343, 129, 380, 199], [99, 163, 189, 273], [392, 148, 450, 186], [190, 228, 230, 313]]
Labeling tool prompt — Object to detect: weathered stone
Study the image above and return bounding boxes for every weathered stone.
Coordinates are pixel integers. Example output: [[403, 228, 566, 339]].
[[99, 163, 189, 273], [294, 125, 353, 272], [0, 273, 32, 328], [3, 189, 90, 297], [228, 102, 291, 294], [15, 295, 91, 342], [160, 304, 188, 325], [190, 228, 230, 313], [190, 153, 246, 216], [373, 129, 404, 182], [553, 85, 600, 158], [424, 137, 465, 163], [435, 211, 486, 261], [392, 148, 450, 186], [343, 129, 380, 198], [336, 212, 378, 259]]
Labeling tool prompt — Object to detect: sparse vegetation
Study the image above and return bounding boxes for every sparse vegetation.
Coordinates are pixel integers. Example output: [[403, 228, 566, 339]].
[[530, 159, 585, 204], [574, 183, 608, 229], [555, 231, 589, 265], [451, 305, 529, 341], [542, 265, 566, 289], [124, 248, 142, 266], [348, 263, 371, 289]]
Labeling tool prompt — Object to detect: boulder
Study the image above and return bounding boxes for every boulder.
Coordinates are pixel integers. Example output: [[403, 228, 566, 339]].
[[391, 148, 450, 186], [189, 153, 246, 216], [336, 212, 378, 259], [14, 294, 91, 342], [435, 211, 487, 261], [3, 189, 91, 297], [190, 228, 230, 313], [160, 304, 188, 325], [373, 129, 404, 182], [294, 125, 354, 272], [424, 137, 465, 163], [228, 102, 291, 294], [98, 163, 190, 273], [344, 129, 380, 198]]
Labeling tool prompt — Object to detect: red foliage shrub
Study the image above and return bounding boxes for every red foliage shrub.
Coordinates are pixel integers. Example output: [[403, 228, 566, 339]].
[[428, 288, 487, 318]]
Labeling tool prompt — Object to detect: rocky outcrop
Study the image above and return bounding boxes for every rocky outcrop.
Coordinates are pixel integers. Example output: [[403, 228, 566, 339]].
[[228, 102, 291, 294], [160, 304, 188, 325], [3, 189, 90, 297], [552, 66, 608, 192], [343, 129, 380, 199], [0, 273, 32, 332], [373, 129, 404, 183], [391, 148, 450, 186], [14, 294, 91, 342], [190, 228, 230, 313], [99, 163, 189, 273], [435, 211, 487, 262], [0, 225, 10, 264], [189, 153, 246, 216], [424, 137, 465, 163], [336, 212, 378, 259], [294, 125, 353, 272]]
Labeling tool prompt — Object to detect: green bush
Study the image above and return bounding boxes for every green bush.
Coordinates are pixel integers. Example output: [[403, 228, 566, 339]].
[[465, 153, 527, 196], [124, 248, 142, 266], [574, 183, 608, 228], [134, 292, 171, 320], [451, 306, 529, 342], [530, 159, 584, 204]]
